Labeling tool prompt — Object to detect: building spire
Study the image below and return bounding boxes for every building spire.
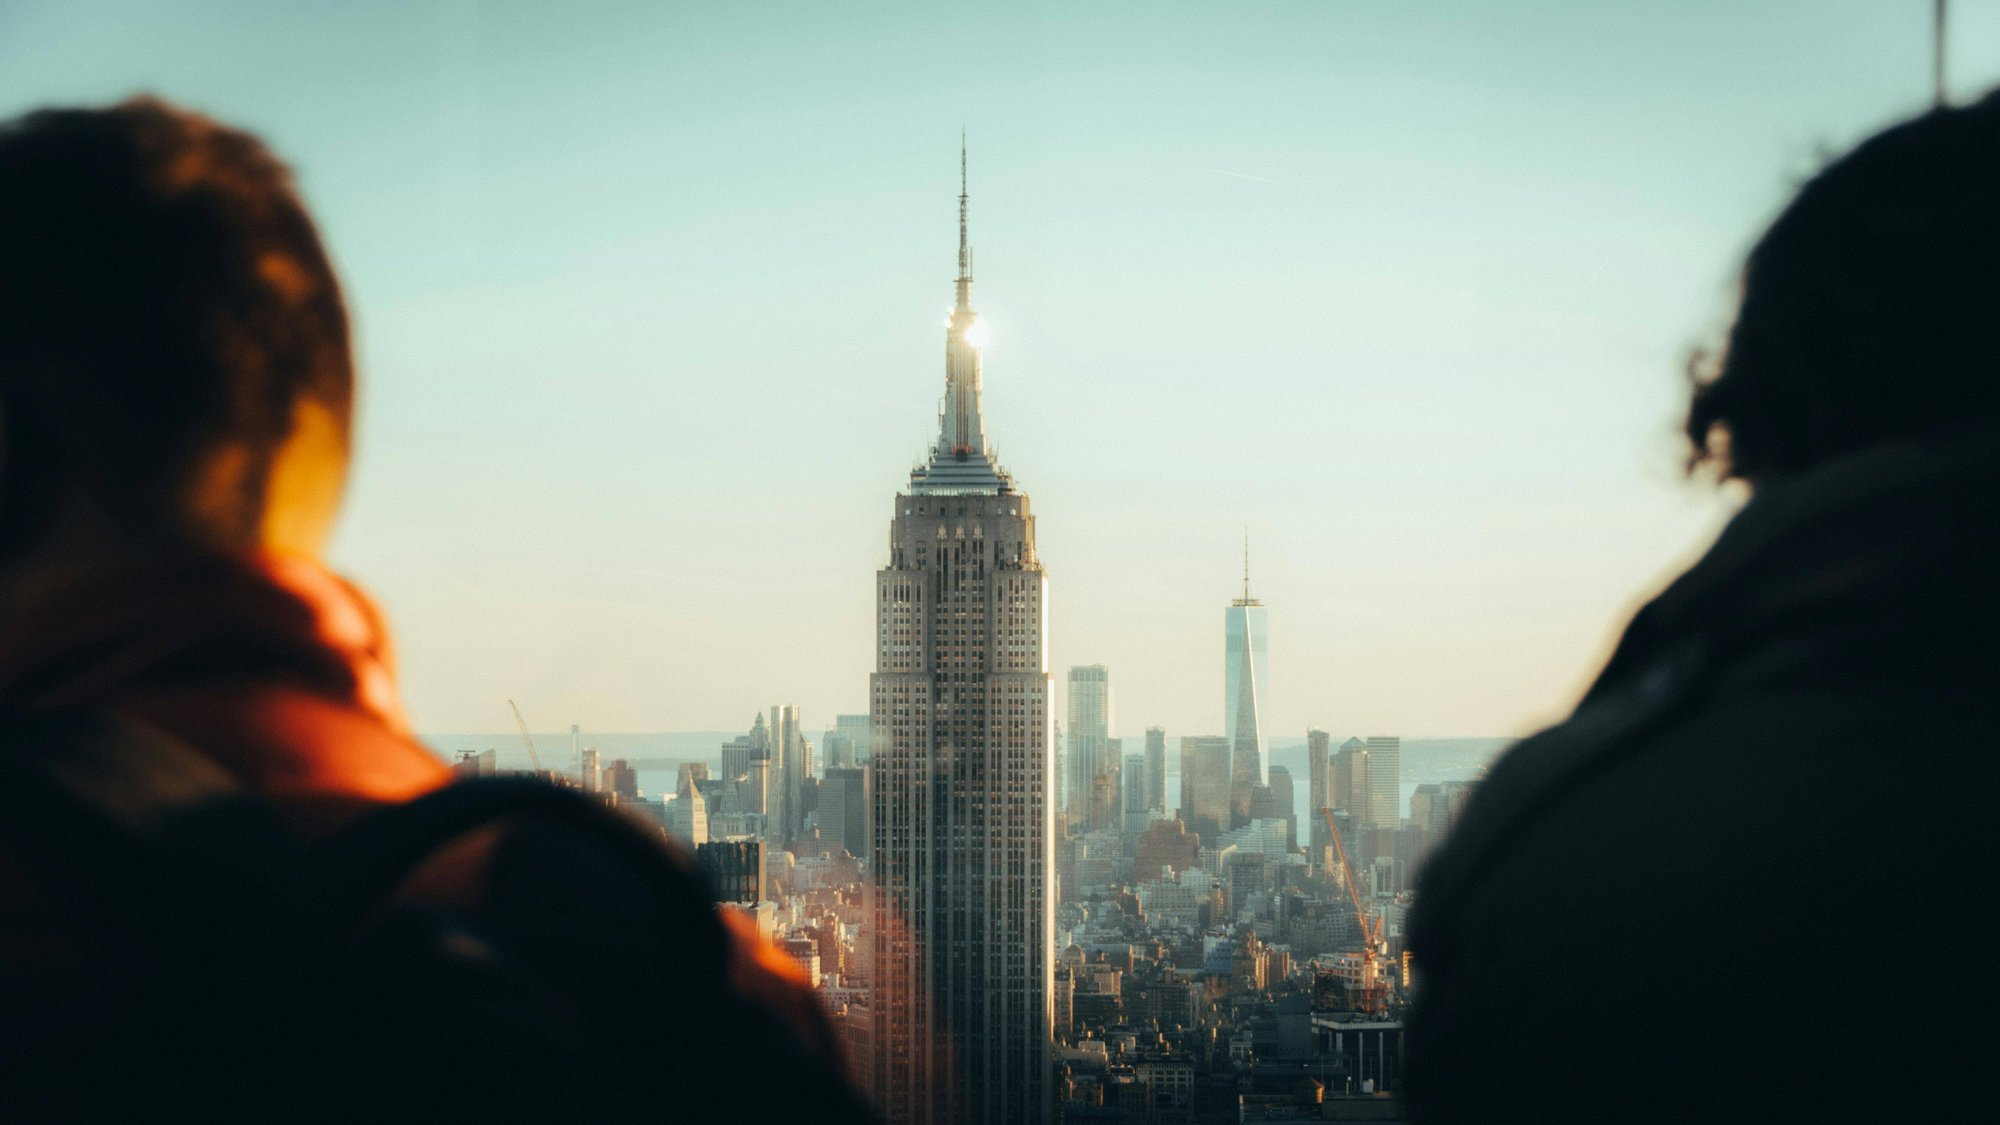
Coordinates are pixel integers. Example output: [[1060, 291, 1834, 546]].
[[1233, 528, 1261, 607], [915, 130, 1003, 483], [956, 130, 972, 309]]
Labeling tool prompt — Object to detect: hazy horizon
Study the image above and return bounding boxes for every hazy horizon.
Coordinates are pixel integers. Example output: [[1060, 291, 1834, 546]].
[[426, 731, 1513, 824], [7, 2, 1992, 741], [424, 730, 1513, 753]]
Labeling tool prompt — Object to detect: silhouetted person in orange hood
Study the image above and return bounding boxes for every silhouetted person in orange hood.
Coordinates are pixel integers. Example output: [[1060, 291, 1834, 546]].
[[0, 97, 877, 1122], [1407, 95, 2000, 1123]]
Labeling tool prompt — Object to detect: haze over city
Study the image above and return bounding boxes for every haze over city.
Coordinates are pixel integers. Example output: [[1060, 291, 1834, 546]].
[[6, 1, 1992, 738]]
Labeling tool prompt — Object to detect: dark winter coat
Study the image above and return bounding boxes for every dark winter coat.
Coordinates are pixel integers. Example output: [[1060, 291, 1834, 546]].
[[1407, 426, 2000, 1123], [0, 554, 876, 1122]]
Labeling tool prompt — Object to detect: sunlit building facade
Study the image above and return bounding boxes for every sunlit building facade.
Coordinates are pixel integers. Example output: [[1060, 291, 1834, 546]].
[[1364, 734, 1402, 831], [868, 151, 1054, 1125]]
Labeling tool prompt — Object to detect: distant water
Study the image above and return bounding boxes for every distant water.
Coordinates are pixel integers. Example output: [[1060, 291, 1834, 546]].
[[423, 732, 1515, 821], [1281, 736, 1514, 821], [424, 731, 739, 775]]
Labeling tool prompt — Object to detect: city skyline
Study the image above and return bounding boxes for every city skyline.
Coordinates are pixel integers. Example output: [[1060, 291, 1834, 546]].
[[6, 7, 1970, 1121], [7, 3, 1994, 741]]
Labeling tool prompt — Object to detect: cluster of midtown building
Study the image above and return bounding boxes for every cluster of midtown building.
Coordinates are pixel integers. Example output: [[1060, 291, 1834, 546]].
[[459, 700, 1479, 1124], [453, 165, 1481, 1123]]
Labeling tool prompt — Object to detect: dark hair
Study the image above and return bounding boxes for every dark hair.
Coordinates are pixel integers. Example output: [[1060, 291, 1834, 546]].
[[1687, 91, 2000, 481], [0, 96, 350, 555]]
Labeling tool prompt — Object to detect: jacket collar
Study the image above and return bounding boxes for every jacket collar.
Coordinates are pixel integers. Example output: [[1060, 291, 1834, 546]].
[[1585, 423, 2000, 704], [0, 550, 408, 735]]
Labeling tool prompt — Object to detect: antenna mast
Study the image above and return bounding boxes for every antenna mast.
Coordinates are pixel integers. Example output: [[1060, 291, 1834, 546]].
[[1233, 529, 1261, 607], [1936, 0, 1949, 107], [956, 131, 973, 305]]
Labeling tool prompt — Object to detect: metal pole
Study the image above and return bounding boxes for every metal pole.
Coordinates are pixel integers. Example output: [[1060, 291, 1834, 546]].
[[1935, 0, 1948, 108]]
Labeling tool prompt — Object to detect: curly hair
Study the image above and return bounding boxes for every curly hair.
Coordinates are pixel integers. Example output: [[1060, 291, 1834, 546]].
[[0, 96, 350, 554], [1688, 90, 2000, 481]]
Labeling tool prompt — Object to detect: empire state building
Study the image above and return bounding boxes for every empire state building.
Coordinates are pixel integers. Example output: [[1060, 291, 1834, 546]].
[[868, 147, 1054, 1125]]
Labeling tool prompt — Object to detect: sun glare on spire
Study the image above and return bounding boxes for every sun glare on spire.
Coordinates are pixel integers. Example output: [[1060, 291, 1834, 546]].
[[964, 316, 990, 348]]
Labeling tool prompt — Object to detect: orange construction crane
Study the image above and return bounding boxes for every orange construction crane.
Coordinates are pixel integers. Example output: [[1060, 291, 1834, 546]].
[[1319, 806, 1389, 1015], [507, 699, 543, 773]]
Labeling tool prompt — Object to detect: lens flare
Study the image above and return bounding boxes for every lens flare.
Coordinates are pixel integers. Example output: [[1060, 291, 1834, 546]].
[[963, 317, 990, 347]]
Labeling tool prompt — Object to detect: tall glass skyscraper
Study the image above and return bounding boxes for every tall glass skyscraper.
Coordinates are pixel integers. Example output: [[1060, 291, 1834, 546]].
[[1066, 665, 1111, 831], [868, 146, 1053, 1125], [1364, 734, 1402, 830], [772, 703, 804, 843], [1225, 544, 1270, 828]]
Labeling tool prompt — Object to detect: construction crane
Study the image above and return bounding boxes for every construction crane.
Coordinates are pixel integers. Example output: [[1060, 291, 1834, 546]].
[[507, 699, 542, 773], [1318, 806, 1389, 1016]]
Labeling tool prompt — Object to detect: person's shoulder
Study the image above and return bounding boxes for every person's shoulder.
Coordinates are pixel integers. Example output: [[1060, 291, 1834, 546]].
[[122, 684, 450, 831], [1413, 662, 1695, 927]]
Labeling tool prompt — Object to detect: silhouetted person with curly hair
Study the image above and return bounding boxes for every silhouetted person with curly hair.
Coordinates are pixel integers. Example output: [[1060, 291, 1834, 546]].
[[1408, 95, 2000, 1124], [0, 97, 878, 1123]]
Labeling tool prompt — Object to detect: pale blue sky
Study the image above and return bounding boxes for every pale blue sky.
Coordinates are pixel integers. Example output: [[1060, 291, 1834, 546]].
[[3, 2, 1989, 738]]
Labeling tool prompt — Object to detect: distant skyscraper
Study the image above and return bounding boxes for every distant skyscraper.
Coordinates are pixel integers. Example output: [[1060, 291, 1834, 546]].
[[822, 767, 869, 860], [1122, 754, 1148, 815], [579, 746, 602, 794], [1409, 782, 1442, 828], [1307, 729, 1331, 850], [1178, 735, 1232, 848], [1121, 752, 1151, 840], [1332, 736, 1367, 817], [677, 761, 711, 793], [835, 713, 873, 764], [1364, 735, 1402, 829], [1267, 766, 1297, 853], [722, 728, 755, 780], [748, 758, 772, 822], [1225, 540, 1269, 828], [1066, 665, 1112, 831], [667, 769, 709, 846], [1248, 784, 1281, 825], [868, 147, 1053, 1125], [772, 704, 806, 842], [1143, 726, 1167, 813], [1087, 736, 1124, 835], [826, 731, 856, 770], [607, 758, 640, 802], [745, 711, 775, 826]]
